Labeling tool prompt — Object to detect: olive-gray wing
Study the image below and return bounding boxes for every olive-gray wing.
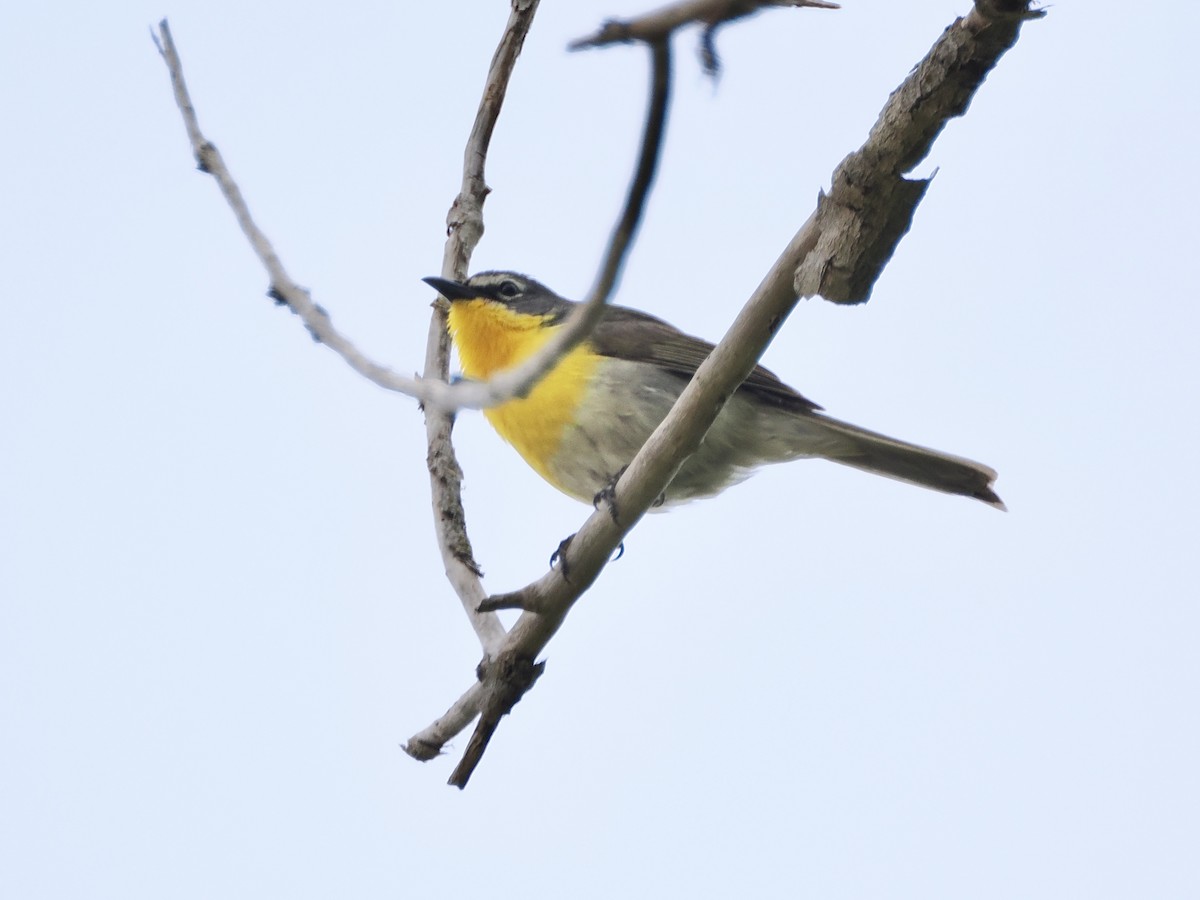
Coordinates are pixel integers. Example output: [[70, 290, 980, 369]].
[[589, 305, 822, 413]]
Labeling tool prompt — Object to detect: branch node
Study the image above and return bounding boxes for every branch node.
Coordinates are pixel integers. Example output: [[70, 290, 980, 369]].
[[193, 140, 218, 173], [448, 654, 546, 788]]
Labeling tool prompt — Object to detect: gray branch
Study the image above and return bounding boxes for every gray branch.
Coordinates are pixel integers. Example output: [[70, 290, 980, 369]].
[[412, 0, 1044, 788], [422, 0, 543, 655]]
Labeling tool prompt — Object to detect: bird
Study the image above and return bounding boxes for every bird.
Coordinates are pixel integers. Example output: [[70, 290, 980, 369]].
[[423, 271, 1003, 511]]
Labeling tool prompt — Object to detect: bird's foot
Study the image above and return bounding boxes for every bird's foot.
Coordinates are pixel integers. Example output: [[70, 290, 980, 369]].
[[550, 534, 574, 580], [593, 465, 628, 525]]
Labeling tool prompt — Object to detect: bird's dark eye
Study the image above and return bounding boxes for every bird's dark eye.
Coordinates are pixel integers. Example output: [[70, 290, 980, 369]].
[[498, 280, 520, 298]]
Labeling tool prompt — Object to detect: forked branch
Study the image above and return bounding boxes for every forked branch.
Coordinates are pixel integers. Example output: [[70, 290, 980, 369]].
[[410, 0, 1043, 788], [155, 0, 1042, 790]]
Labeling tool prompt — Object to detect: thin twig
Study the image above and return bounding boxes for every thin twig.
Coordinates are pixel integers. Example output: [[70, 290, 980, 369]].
[[153, 8, 683, 426], [433, 37, 682, 787], [446, 35, 673, 419], [422, 0, 542, 655], [152, 17, 571, 424], [154, 22, 418, 392], [589, 39, 673, 306], [152, 15, 535, 654], [402, 681, 489, 761], [413, 0, 1043, 787], [404, 37, 675, 776], [569, 0, 838, 51]]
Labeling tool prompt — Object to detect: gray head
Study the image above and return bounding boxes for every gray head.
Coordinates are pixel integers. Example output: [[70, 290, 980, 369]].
[[422, 271, 573, 321]]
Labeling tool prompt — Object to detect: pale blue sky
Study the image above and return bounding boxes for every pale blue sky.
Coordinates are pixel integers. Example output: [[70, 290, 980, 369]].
[[2, 2, 1197, 897]]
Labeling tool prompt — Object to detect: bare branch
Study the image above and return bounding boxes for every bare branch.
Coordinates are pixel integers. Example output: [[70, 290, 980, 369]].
[[795, 0, 1047, 304], [403, 681, 488, 761], [406, 37, 675, 779], [154, 22, 424, 392], [422, 0, 542, 655], [420, 0, 1043, 787], [152, 19, 556, 423], [589, 39, 673, 307], [156, 0, 1040, 788], [152, 3, 661, 663], [154, 8, 676, 427], [437, 0, 543, 284], [569, 0, 838, 51], [152, 15, 531, 654], [444, 36, 673, 424], [447, 656, 545, 789]]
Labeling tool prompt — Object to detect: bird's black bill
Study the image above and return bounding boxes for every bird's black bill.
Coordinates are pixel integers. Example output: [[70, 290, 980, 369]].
[[422, 276, 475, 302]]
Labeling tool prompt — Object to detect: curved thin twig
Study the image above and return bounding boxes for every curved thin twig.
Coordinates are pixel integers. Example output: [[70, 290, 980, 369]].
[[152, 13, 537, 654], [153, 12, 668, 425], [444, 36, 673, 418], [150, 19, 554, 421]]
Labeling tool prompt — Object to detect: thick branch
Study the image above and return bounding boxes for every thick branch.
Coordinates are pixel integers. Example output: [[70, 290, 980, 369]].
[[797, 0, 1045, 303], [413, 0, 1042, 787]]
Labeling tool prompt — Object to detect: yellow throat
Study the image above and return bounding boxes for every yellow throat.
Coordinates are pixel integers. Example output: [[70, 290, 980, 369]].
[[446, 299, 601, 485]]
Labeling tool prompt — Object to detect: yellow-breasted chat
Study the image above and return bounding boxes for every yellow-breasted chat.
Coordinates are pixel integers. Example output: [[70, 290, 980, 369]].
[[424, 271, 1003, 510]]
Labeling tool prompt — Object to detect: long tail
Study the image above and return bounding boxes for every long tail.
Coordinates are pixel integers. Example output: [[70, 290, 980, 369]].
[[802, 413, 1004, 509]]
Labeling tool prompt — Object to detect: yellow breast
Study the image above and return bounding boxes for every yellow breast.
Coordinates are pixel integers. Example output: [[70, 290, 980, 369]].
[[447, 300, 600, 486]]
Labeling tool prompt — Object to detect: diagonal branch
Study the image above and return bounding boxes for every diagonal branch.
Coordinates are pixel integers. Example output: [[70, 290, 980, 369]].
[[153, 10, 539, 655], [403, 680, 489, 762], [153, 8, 667, 427], [411, 0, 1043, 788], [153, 5, 672, 760], [795, 0, 1046, 304], [153, 20, 410, 391], [152, 17, 571, 423]]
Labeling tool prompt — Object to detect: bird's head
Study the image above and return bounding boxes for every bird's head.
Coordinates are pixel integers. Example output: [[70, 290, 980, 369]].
[[422, 271, 571, 321]]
